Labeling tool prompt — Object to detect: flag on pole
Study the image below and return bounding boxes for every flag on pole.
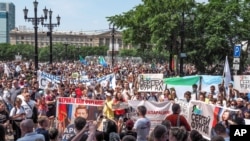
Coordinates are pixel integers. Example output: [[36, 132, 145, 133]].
[[4, 63, 10, 77], [79, 55, 88, 65], [223, 56, 232, 89], [99, 56, 108, 67]]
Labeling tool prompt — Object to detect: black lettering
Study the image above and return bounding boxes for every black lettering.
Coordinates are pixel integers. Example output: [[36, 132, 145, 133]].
[[40, 78, 47, 87], [191, 113, 210, 134]]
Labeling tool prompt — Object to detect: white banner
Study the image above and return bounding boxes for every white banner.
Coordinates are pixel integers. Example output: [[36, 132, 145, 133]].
[[233, 75, 250, 93], [176, 99, 189, 119], [37, 71, 60, 89], [128, 100, 172, 130], [37, 71, 116, 89], [138, 74, 164, 92]]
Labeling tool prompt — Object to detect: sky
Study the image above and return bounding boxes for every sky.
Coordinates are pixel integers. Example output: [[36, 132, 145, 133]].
[[3, 0, 207, 33]]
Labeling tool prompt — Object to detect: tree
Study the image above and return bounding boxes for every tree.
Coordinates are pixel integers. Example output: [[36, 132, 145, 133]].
[[107, 0, 250, 74]]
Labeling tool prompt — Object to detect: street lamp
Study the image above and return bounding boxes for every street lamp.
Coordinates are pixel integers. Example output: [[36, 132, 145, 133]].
[[109, 23, 116, 67], [179, 11, 185, 76], [179, 12, 194, 76], [75, 45, 81, 60], [41, 9, 60, 64], [23, 0, 48, 70], [63, 43, 69, 61]]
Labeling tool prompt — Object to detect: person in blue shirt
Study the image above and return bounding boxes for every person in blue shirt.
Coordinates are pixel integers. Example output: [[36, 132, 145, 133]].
[[36, 116, 50, 141]]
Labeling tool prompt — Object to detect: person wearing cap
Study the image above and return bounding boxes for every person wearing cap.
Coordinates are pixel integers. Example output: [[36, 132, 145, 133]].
[[236, 97, 247, 117], [103, 92, 114, 119], [120, 119, 137, 140]]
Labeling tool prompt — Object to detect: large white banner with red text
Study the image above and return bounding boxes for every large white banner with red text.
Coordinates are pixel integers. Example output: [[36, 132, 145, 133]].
[[128, 100, 172, 130]]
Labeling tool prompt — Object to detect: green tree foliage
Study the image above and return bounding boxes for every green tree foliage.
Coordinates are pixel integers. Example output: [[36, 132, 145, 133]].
[[107, 0, 250, 74], [0, 43, 108, 62]]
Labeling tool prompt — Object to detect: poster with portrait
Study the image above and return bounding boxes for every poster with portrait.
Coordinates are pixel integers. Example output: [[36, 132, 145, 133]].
[[188, 100, 239, 140], [56, 97, 104, 141]]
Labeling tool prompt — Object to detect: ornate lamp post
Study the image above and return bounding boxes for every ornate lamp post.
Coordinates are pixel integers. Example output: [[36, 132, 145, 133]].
[[23, 0, 48, 70], [63, 43, 69, 61], [41, 9, 60, 64], [109, 24, 116, 67]]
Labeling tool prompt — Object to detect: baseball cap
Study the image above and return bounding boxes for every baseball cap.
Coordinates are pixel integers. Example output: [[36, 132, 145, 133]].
[[237, 98, 243, 101], [105, 92, 111, 96], [126, 119, 134, 128]]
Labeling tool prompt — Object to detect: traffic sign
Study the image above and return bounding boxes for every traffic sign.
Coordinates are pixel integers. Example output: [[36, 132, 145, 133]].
[[233, 64, 240, 70], [234, 45, 241, 57], [233, 58, 240, 63]]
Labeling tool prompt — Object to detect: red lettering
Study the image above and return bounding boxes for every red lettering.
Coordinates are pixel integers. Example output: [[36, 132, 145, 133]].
[[147, 111, 170, 115], [58, 97, 75, 104], [76, 99, 85, 104]]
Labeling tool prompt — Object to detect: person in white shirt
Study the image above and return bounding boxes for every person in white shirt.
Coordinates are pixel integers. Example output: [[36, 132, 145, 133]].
[[3, 82, 12, 111], [9, 97, 26, 140], [17, 119, 45, 141], [122, 81, 133, 101], [20, 92, 36, 119], [191, 84, 199, 100], [133, 105, 151, 141]]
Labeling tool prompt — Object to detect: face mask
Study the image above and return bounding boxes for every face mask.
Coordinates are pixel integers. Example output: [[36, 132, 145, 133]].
[[230, 106, 236, 109]]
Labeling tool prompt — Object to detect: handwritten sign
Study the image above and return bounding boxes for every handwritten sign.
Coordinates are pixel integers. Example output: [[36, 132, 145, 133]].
[[234, 75, 250, 93], [138, 74, 164, 92]]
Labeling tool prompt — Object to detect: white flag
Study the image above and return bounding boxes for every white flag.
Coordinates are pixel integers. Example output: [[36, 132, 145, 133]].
[[4, 63, 10, 77], [223, 56, 232, 89]]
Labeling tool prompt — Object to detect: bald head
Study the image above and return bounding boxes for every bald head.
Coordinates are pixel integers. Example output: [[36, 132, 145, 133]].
[[20, 119, 34, 133]]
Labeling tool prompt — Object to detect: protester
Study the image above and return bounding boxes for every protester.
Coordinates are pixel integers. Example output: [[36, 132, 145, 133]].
[[36, 116, 50, 141], [0, 100, 10, 130], [67, 116, 88, 141], [133, 105, 151, 141], [17, 119, 45, 141], [165, 103, 191, 131], [2, 57, 250, 141], [9, 97, 26, 140], [105, 119, 120, 141], [168, 127, 188, 141], [153, 125, 168, 141], [0, 124, 6, 141], [103, 92, 114, 119], [120, 119, 137, 139], [213, 123, 230, 141], [122, 135, 136, 141], [188, 129, 206, 141], [210, 136, 225, 141], [48, 127, 59, 141]]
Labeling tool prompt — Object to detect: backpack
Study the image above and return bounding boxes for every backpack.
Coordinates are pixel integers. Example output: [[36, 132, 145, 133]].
[[27, 102, 38, 124]]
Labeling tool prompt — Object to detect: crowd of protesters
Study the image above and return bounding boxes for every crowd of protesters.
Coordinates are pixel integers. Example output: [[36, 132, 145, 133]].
[[0, 59, 247, 141]]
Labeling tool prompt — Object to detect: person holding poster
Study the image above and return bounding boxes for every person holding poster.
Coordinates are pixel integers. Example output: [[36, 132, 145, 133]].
[[103, 92, 114, 119]]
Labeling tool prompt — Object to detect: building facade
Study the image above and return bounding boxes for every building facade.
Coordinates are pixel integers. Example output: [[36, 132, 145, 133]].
[[9, 27, 129, 50], [0, 2, 15, 43]]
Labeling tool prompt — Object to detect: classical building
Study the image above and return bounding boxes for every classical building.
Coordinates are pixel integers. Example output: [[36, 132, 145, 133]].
[[0, 2, 15, 43], [9, 26, 129, 50]]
